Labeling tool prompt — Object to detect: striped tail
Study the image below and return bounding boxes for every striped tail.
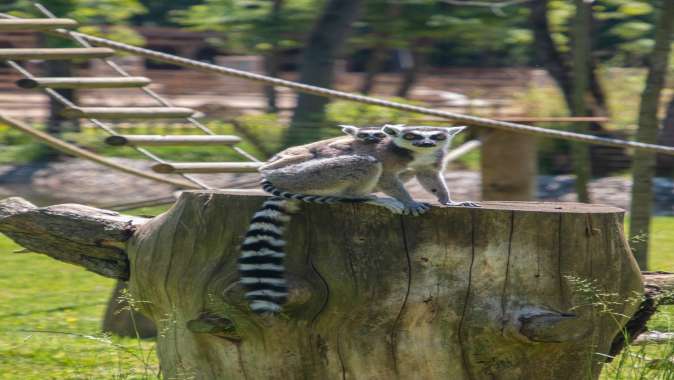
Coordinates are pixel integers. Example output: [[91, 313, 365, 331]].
[[238, 197, 291, 314], [260, 179, 369, 204]]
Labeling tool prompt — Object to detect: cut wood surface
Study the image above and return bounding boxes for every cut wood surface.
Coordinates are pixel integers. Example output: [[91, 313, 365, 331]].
[[0, 193, 644, 379]]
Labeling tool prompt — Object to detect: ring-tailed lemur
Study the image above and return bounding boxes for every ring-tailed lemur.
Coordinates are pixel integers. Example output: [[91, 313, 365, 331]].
[[239, 124, 478, 314]]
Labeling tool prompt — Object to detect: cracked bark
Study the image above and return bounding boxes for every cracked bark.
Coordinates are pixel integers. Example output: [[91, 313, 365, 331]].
[[1, 193, 644, 379]]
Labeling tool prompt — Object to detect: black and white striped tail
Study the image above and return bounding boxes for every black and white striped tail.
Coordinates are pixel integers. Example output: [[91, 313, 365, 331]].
[[260, 179, 369, 204], [238, 197, 291, 314]]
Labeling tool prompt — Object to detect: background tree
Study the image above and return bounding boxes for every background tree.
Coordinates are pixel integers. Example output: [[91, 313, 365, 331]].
[[285, 0, 363, 146], [175, 0, 318, 113], [629, 0, 674, 269]]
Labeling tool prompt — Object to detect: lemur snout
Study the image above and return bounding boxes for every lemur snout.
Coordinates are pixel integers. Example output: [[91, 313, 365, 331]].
[[413, 141, 436, 148]]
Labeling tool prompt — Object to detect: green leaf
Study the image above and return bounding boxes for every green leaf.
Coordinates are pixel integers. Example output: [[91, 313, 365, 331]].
[[617, 2, 653, 16]]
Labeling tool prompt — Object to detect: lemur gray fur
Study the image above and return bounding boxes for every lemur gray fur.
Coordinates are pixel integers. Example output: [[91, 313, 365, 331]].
[[239, 124, 478, 314]]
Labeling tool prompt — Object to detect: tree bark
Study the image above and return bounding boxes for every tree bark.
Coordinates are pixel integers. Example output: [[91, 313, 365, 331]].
[[0, 193, 644, 379], [263, 0, 284, 113], [656, 95, 674, 174], [102, 281, 157, 338], [396, 44, 425, 98], [569, 0, 592, 202], [285, 0, 363, 146], [528, 0, 574, 108], [481, 130, 537, 201], [629, 1, 674, 269], [359, 43, 388, 95], [44, 60, 80, 135]]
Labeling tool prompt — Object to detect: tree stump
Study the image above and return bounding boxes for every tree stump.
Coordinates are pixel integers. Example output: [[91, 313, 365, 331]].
[[0, 192, 643, 379]]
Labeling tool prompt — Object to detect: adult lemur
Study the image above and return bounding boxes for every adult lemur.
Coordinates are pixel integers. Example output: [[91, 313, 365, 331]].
[[239, 124, 478, 314]]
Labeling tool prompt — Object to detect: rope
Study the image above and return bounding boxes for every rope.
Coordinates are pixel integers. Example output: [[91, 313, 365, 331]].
[[1, 11, 673, 156], [33, 29, 674, 156]]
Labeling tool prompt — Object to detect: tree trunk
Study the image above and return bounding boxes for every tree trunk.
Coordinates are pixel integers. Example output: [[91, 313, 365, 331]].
[[285, 0, 363, 146], [263, 0, 283, 113], [656, 95, 674, 175], [396, 44, 424, 98], [359, 43, 388, 95], [358, 4, 400, 95], [0, 194, 643, 379], [528, 0, 574, 108], [44, 59, 80, 135], [629, 1, 674, 269], [102, 281, 157, 339], [569, 0, 593, 202], [481, 130, 537, 201]]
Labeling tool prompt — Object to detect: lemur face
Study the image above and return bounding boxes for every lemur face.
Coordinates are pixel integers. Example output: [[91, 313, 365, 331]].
[[381, 124, 466, 152], [340, 125, 388, 144]]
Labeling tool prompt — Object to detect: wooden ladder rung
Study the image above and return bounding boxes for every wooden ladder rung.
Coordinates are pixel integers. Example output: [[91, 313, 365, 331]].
[[0, 19, 79, 31], [152, 162, 262, 174], [0, 48, 115, 61], [61, 107, 196, 120], [16, 77, 152, 89], [105, 135, 242, 146]]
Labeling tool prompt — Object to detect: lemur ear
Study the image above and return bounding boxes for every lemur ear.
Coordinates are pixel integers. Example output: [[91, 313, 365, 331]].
[[382, 124, 404, 137], [444, 126, 467, 136], [339, 125, 358, 136]]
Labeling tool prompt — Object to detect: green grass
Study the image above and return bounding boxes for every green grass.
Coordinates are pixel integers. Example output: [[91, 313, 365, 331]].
[[649, 217, 674, 272], [0, 212, 672, 378], [0, 206, 168, 380]]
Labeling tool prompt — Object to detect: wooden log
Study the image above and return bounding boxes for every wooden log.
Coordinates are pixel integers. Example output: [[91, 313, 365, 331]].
[[481, 130, 537, 201], [0, 48, 114, 60], [60, 107, 196, 120], [0, 193, 644, 379], [105, 134, 241, 147], [0, 197, 145, 279], [632, 331, 674, 346], [0, 19, 79, 31], [151, 162, 262, 173], [16, 76, 151, 89], [643, 271, 674, 304]]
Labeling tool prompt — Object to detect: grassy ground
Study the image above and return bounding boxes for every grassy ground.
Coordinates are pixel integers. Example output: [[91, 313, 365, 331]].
[[0, 209, 672, 378]]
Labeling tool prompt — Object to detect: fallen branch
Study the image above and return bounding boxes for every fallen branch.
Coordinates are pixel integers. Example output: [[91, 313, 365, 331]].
[[633, 331, 674, 346], [0, 197, 145, 279]]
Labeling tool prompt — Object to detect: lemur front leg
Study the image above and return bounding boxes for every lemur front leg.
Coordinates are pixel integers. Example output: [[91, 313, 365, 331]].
[[377, 172, 430, 216], [415, 169, 480, 207]]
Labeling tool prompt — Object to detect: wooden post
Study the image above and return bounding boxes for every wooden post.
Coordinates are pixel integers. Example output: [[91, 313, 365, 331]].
[[481, 130, 538, 201], [0, 193, 643, 379]]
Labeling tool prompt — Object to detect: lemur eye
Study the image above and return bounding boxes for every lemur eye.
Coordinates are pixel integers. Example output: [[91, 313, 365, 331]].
[[356, 133, 367, 138], [403, 133, 420, 140], [431, 134, 447, 141], [374, 132, 386, 138]]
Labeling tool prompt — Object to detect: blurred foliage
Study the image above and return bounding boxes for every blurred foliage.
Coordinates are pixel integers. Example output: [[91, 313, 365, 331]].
[[172, 0, 319, 55], [1, 0, 147, 46]]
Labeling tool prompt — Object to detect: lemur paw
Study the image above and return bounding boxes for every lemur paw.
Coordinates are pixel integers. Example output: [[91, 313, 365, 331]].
[[444, 200, 481, 208], [366, 198, 406, 214], [403, 202, 431, 216]]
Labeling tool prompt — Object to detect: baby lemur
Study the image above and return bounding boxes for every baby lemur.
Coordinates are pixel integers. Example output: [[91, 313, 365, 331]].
[[239, 124, 478, 314]]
